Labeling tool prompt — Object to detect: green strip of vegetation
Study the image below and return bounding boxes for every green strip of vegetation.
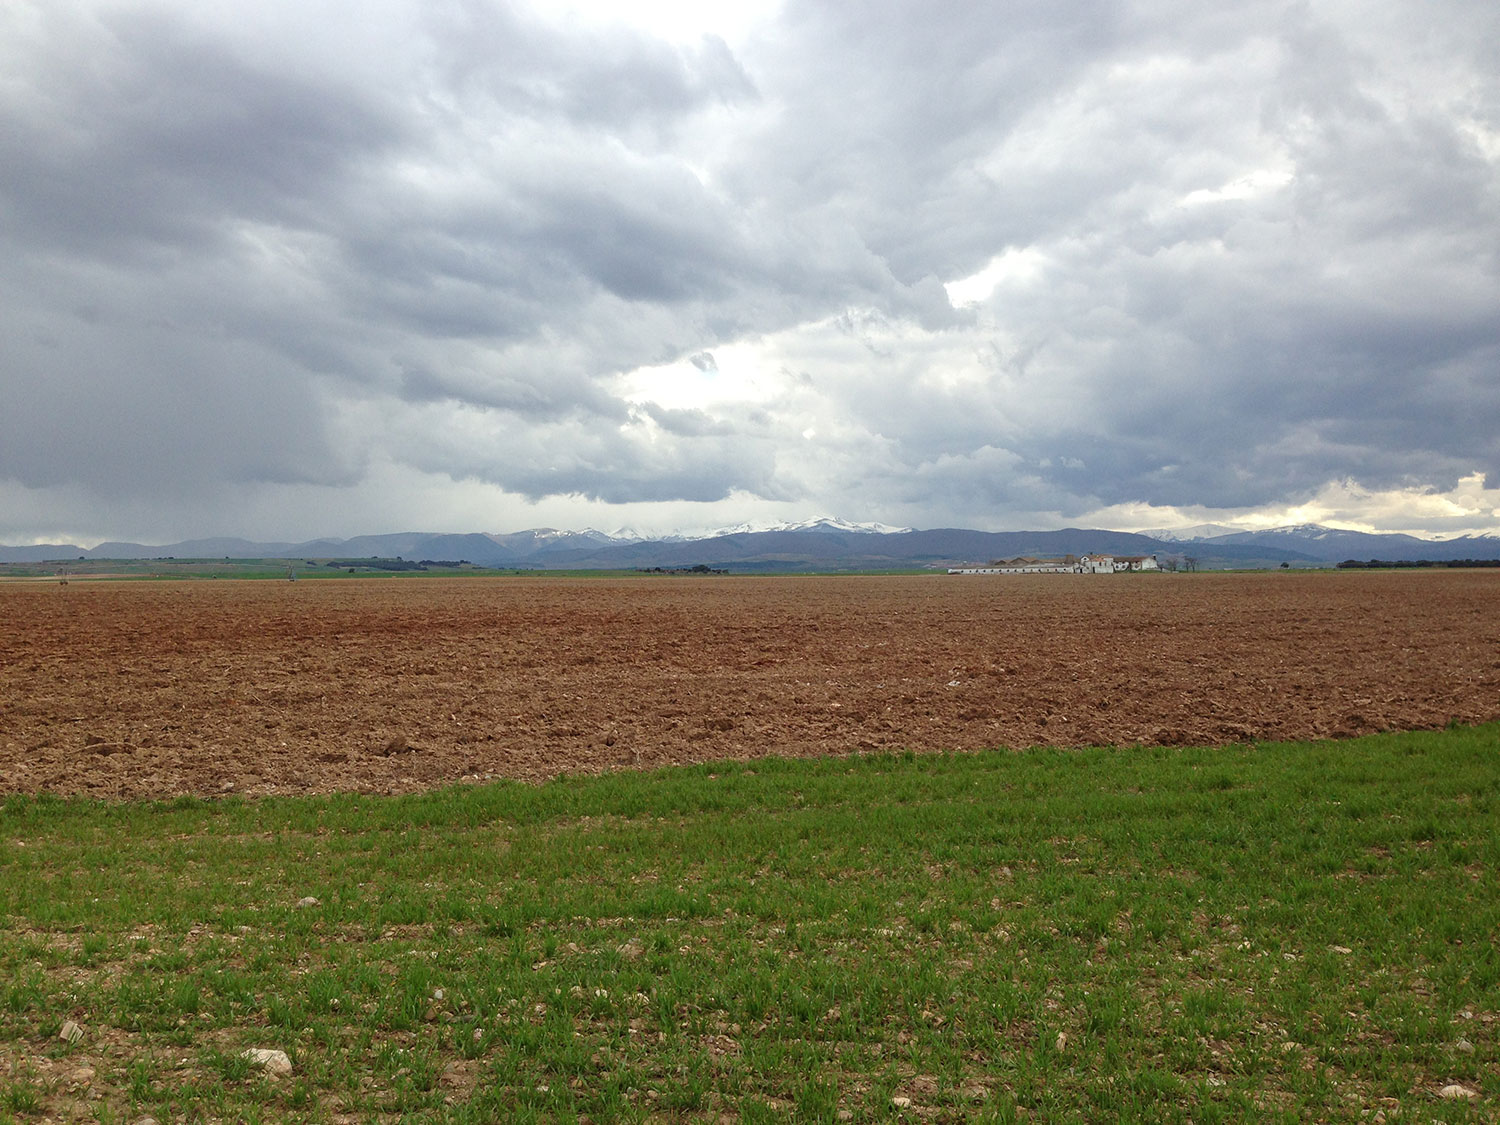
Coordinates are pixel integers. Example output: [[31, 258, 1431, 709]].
[[2, 727, 1496, 1122], [0, 559, 501, 581], [0, 560, 926, 581]]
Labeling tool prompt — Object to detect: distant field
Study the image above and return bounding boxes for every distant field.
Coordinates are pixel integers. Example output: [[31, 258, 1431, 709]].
[[0, 558, 499, 582], [2, 570, 1499, 800], [1, 727, 1495, 1122]]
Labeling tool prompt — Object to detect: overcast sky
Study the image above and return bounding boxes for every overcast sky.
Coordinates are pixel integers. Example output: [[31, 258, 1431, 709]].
[[3, 0, 1498, 545]]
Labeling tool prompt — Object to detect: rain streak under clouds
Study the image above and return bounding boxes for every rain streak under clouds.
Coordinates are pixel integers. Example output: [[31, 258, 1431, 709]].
[[3, 0, 1499, 544]]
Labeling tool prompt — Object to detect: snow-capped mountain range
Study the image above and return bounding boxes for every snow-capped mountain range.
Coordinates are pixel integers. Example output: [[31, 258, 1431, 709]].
[[2, 521, 1497, 569], [508, 517, 912, 545], [637, 516, 916, 542], [1144, 522, 1500, 561], [1139, 523, 1246, 542]]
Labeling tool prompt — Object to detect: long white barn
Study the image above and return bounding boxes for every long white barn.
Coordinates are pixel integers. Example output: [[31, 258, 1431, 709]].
[[948, 554, 1159, 575]]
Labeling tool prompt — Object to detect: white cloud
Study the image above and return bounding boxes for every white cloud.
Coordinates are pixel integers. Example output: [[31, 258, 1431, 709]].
[[1178, 168, 1293, 207], [1090, 473, 1500, 539]]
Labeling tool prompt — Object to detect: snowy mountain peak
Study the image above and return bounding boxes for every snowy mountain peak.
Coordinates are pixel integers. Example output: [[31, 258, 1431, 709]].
[[485, 518, 912, 546], [794, 516, 915, 535], [1140, 523, 1243, 542], [493, 527, 641, 545], [1253, 523, 1348, 539], [1144, 522, 1360, 543], [693, 516, 914, 538]]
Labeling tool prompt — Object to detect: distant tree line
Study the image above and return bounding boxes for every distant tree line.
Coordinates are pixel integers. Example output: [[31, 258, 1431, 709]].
[[1336, 558, 1500, 569]]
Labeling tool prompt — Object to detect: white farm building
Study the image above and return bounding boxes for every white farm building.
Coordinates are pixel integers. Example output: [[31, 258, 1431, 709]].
[[948, 554, 1159, 575]]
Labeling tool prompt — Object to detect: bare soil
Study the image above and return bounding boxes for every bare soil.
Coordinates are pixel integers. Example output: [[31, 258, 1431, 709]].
[[2, 571, 1497, 800]]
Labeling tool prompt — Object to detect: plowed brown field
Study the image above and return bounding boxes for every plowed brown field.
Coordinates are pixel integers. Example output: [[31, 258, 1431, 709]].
[[2, 570, 1498, 800]]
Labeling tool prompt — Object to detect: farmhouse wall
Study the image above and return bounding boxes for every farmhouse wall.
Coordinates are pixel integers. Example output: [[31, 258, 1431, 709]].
[[949, 552, 1159, 575]]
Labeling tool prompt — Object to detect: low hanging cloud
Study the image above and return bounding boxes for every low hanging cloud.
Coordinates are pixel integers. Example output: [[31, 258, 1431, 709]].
[[1, 0, 1497, 543]]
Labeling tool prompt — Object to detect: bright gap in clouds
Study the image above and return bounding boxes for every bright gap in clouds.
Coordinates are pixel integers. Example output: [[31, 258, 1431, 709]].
[[1178, 168, 1294, 207], [1234, 475, 1500, 537], [615, 341, 784, 412], [944, 248, 1047, 307]]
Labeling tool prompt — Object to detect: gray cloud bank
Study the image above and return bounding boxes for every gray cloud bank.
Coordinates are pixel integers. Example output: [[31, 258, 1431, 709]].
[[2, 0, 1498, 542]]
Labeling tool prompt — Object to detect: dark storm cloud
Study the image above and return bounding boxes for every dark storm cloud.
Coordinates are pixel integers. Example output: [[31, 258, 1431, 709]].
[[637, 402, 735, 438], [397, 364, 623, 419], [778, 0, 1500, 521], [736, 0, 1125, 284], [0, 0, 790, 511], [0, 7, 399, 259], [383, 400, 781, 505], [0, 303, 349, 497], [2, 0, 1498, 541], [419, 1, 755, 132]]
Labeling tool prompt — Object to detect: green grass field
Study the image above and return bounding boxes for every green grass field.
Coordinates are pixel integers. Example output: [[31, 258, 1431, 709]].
[[2, 727, 1496, 1122]]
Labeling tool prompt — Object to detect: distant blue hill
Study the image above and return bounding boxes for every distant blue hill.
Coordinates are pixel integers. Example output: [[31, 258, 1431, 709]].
[[5, 522, 1497, 570], [1191, 525, 1500, 562]]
